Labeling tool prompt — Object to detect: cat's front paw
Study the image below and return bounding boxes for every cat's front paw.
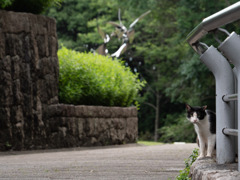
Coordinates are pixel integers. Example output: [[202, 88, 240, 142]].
[[197, 155, 205, 160], [206, 154, 212, 158]]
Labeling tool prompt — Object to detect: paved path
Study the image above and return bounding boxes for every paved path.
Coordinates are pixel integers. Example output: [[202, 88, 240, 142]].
[[0, 143, 197, 180]]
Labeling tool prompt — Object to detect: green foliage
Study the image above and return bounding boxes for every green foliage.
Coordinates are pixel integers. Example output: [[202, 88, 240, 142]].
[[0, 0, 61, 14], [165, 54, 216, 109], [58, 47, 145, 106], [46, 0, 120, 51], [138, 131, 154, 141], [0, 0, 12, 8], [159, 113, 196, 143], [176, 148, 199, 180]]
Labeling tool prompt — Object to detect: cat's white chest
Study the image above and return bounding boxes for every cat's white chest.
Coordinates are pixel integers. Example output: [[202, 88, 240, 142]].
[[194, 115, 211, 139]]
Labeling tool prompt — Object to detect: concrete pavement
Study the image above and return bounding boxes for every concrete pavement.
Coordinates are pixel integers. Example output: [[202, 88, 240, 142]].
[[0, 143, 197, 180]]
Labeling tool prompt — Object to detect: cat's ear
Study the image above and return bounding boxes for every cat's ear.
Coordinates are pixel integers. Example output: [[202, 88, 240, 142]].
[[186, 104, 191, 111], [202, 105, 207, 110]]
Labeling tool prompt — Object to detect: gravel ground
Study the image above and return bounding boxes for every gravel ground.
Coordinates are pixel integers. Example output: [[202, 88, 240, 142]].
[[0, 143, 197, 180]]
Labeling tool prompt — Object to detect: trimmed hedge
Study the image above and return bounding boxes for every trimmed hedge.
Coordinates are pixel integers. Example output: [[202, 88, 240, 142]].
[[58, 47, 145, 107]]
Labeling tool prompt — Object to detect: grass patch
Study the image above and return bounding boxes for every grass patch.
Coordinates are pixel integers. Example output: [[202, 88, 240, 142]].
[[137, 141, 163, 146]]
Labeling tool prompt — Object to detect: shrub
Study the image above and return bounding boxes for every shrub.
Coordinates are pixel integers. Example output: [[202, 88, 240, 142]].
[[138, 131, 154, 141], [159, 113, 196, 143], [58, 47, 145, 107], [0, 0, 61, 14]]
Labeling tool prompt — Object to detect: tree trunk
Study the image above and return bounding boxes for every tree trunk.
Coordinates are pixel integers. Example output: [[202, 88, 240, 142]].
[[154, 93, 160, 142]]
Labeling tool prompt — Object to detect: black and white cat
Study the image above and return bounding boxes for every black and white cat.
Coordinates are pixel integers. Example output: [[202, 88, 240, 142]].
[[186, 104, 216, 159]]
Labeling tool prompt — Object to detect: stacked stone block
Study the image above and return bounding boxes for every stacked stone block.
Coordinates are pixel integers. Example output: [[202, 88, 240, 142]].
[[46, 105, 138, 148], [0, 10, 58, 150]]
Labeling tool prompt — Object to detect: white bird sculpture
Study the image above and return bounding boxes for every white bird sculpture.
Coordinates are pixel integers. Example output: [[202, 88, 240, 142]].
[[96, 9, 151, 58], [109, 9, 151, 58]]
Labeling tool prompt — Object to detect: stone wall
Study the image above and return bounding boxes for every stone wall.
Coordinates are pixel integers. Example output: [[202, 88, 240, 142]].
[[0, 10, 138, 150], [0, 10, 59, 150], [45, 104, 138, 149], [190, 158, 240, 180]]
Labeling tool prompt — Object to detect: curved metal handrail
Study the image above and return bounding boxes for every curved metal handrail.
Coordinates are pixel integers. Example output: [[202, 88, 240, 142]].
[[187, 1, 240, 52]]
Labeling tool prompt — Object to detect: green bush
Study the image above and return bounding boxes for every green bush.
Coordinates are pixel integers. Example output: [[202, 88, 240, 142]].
[[58, 47, 145, 107], [0, 0, 61, 14], [138, 131, 154, 141], [159, 113, 196, 143]]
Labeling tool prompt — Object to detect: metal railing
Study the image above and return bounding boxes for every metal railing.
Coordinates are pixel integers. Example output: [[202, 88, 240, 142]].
[[186, 2, 240, 170]]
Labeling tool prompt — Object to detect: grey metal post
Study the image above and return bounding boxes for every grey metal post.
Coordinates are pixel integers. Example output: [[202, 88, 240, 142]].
[[233, 67, 238, 162], [219, 32, 240, 170], [199, 45, 235, 164]]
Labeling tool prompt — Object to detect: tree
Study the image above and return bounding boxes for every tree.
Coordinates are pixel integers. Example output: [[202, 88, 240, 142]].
[[46, 0, 123, 52]]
